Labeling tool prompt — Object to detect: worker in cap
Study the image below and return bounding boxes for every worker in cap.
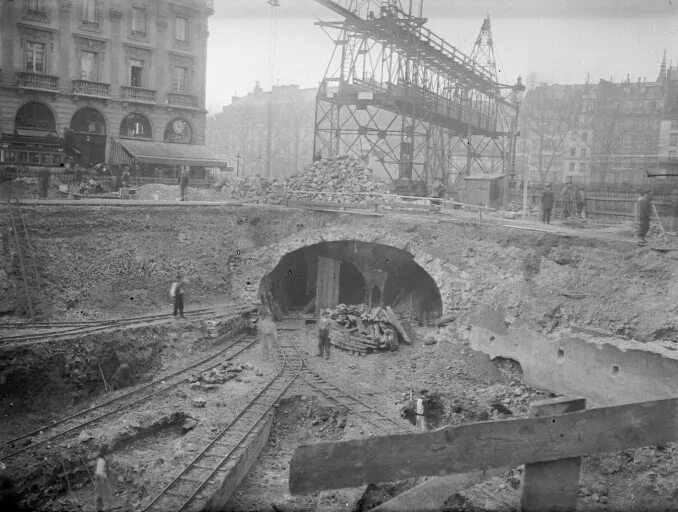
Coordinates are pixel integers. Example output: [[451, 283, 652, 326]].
[[316, 309, 332, 359]]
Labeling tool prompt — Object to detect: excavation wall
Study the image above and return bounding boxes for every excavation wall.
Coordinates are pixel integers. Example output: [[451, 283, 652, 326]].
[[2, 203, 678, 344]]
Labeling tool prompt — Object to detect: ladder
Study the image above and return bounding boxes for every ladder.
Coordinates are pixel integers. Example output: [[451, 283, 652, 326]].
[[7, 195, 45, 321]]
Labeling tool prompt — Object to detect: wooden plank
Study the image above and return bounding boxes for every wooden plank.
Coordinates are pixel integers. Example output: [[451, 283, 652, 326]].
[[369, 469, 506, 512], [521, 397, 586, 512], [301, 296, 316, 315], [289, 396, 678, 494], [385, 306, 411, 344]]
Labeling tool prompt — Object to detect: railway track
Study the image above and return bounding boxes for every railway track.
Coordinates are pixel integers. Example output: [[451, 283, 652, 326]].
[[0, 305, 257, 347], [141, 343, 304, 512], [0, 334, 258, 461]]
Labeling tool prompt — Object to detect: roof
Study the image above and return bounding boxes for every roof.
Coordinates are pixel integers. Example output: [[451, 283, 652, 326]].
[[463, 173, 506, 181], [117, 139, 227, 167]]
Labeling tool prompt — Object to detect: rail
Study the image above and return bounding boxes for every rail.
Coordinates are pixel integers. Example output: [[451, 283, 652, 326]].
[[0, 334, 258, 460]]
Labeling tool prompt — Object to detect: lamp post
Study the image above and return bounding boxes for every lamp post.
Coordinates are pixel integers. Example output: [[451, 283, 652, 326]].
[[235, 153, 241, 177], [510, 76, 526, 219]]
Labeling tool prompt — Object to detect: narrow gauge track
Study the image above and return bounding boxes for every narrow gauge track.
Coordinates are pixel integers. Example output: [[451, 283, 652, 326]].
[[0, 335, 258, 461], [141, 343, 304, 512], [0, 305, 256, 347], [299, 368, 414, 434]]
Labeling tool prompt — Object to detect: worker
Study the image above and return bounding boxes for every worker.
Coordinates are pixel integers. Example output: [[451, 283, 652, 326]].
[[73, 164, 82, 184], [317, 309, 332, 360], [637, 189, 653, 245], [540, 184, 555, 224], [170, 273, 186, 318], [110, 363, 133, 391], [94, 446, 115, 511], [560, 184, 573, 219], [121, 166, 131, 189], [257, 309, 277, 361], [179, 170, 190, 201], [39, 167, 50, 199], [576, 187, 587, 218]]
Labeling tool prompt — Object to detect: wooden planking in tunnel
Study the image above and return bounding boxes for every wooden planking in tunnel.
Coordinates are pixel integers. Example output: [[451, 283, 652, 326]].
[[316, 256, 341, 315]]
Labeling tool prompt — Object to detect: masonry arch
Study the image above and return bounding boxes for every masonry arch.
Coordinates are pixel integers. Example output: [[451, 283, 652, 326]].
[[120, 112, 152, 139], [164, 117, 193, 143], [15, 101, 57, 135], [68, 107, 107, 166], [259, 239, 444, 322]]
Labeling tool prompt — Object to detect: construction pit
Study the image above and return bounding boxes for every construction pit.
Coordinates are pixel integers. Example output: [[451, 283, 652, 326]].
[[2, 203, 678, 511]]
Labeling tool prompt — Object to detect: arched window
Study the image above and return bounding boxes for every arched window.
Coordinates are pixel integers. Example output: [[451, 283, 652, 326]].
[[70, 108, 106, 134], [15, 102, 56, 134], [164, 118, 193, 143], [120, 113, 152, 139]]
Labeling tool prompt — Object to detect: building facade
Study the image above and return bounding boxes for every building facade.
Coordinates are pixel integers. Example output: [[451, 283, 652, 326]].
[[207, 83, 316, 178], [517, 60, 676, 186], [0, 0, 219, 173]]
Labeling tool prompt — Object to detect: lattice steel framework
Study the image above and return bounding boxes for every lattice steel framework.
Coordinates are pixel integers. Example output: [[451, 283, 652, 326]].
[[312, 0, 523, 194]]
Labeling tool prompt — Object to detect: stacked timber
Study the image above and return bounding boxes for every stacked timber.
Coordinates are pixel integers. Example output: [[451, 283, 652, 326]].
[[328, 304, 412, 355]]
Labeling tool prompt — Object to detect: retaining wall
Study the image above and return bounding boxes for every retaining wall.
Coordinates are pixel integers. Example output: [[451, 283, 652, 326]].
[[471, 309, 678, 406]]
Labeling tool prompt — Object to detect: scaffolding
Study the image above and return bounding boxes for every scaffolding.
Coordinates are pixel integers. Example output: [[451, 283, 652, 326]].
[[312, 0, 523, 195]]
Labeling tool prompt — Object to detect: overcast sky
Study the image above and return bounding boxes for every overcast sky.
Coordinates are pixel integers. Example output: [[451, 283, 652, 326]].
[[205, 0, 678, 113]]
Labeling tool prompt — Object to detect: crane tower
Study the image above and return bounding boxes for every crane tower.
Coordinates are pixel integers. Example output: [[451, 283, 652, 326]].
[[312, 0, 524, 196]]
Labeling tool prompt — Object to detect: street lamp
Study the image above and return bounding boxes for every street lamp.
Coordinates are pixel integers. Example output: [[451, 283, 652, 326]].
[[235, 153, 242, 177], [510, 76, 526, 219]]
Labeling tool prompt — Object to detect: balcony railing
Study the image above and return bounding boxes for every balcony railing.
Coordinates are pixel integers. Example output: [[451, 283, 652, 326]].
[[167, 92, 199, 108], [26, 8, 48, 20], [72, 79, 110, 98], [17, 72, 59, 91], [121, 86, 157, 103]]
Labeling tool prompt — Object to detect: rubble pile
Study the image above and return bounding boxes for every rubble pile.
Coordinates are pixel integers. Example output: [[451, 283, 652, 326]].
[[327, 304, 412, 355], [189, 361, 262, 387], [214, 176, 280, 199], [280, 156, 389, 203]]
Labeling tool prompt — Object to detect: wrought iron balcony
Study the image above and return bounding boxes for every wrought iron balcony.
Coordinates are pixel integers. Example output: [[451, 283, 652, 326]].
[[167, 92, 199, 108], [121, 86, 157, 103], [26, 8, 48, 21], [72, 79, 110, 98], [17, 72, 59, 91]]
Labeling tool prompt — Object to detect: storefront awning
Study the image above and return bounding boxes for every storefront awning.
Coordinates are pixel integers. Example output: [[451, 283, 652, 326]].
[[116, 139, 227, 167]]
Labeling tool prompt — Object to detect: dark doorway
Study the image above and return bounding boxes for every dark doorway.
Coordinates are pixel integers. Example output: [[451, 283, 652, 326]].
[[68, 108, 107, 166]]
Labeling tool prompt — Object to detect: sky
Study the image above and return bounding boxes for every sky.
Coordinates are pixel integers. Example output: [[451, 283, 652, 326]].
[[205, 0, 678, 113]]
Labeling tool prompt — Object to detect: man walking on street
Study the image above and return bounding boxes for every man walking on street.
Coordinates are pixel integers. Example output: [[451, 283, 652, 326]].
[[171, 273, 186, 318], [179, 170, 190, 202], [317, 309, 332, 359], [576, 187, 587, 218], [637, 189, 653, 245], [540, 184, 555, 224], [258, 310, 277, 361]]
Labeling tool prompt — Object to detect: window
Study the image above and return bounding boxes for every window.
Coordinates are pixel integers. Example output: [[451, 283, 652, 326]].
[[132, 7, 146, 35], [25, 42, 45, 73], [582, 132, 588, 142], [130, 59, 143, 87], [580, 162, 586, 173], [27, 0, 46, 16], [569, 147, 576, 157], [581, 148, 587, 158], [569, 162, 575, 171], [79, 51, 98, 81], [670, 133, 678, 147], [175, 17, 187, 42], [82, 0, 97, 24], [120, 113, 152, 138], [172, 66, 187, 93]]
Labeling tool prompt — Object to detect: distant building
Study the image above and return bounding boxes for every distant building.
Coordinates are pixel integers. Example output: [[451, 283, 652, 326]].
[[0, 0, 223, 175], [207, 82, 316, 178], [517, 57, 676, 186]]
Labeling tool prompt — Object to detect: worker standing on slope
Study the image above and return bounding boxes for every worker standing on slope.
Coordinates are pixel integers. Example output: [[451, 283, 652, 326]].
[[171, 273, 186, 318], [94, 446, 115, 511], [540, 184, 555, 224], [637, 189, 653, 245]]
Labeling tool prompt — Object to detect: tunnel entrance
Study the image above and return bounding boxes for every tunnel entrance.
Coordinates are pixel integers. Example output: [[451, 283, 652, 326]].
[[260, 241, 443, 323]]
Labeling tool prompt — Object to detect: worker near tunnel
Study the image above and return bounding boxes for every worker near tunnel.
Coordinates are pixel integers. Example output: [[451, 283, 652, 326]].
[[317, 309, 332, 360]]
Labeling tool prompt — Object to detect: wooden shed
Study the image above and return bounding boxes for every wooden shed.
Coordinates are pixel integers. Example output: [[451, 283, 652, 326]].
[[461, 174, 506, 209]]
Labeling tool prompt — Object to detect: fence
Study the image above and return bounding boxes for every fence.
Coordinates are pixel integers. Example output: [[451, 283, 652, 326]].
[[508, 189, 677, 225]]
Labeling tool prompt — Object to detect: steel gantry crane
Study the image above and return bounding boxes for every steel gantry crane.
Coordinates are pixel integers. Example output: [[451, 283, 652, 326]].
[[311, 0, 524, 196]]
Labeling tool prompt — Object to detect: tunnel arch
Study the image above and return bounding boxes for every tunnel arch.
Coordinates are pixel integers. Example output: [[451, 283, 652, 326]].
[[258, 238, 445, 322]]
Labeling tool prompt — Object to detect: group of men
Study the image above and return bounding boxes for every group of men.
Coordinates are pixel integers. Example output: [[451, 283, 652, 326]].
[[540, 184, 587, 225]]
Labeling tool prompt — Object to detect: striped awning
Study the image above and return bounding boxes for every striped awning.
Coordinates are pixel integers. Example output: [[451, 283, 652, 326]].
[[116, 138, 227, 167]]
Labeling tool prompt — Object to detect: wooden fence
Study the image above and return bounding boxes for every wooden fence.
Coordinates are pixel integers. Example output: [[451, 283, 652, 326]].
[[508, 189, 677, 224]]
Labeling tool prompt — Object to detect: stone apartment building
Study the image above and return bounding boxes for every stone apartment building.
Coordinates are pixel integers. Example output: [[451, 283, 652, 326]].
[[0, 0, 222, 174], [207, 83, 316, 178], [517, 59, 674, 186]]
